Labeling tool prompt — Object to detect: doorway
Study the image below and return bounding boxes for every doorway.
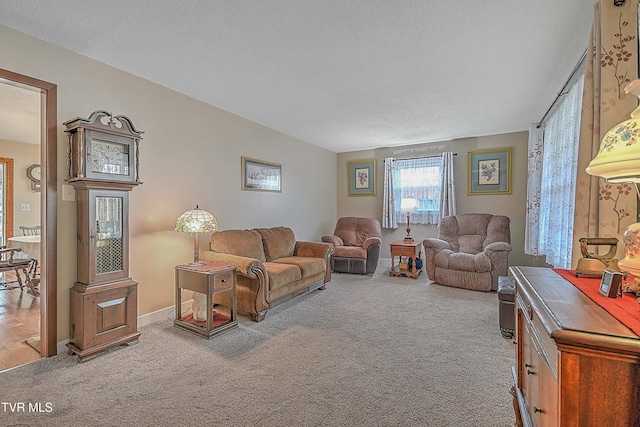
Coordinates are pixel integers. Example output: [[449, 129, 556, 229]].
[[0, 69, 57, 370], [0, 157, 14, 246]]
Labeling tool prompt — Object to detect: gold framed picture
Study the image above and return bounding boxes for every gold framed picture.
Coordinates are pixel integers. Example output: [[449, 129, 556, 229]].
[[348, 158, 376, 196], [468, 148, 512, 195]]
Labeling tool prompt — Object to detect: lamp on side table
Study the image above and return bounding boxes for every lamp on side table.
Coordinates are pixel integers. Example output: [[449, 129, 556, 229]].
[[175, 205, 218, 266], [400, 198, 418, 243]]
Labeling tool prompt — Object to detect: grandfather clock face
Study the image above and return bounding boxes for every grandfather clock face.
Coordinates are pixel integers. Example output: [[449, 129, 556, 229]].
[[91, 139, 130, 176]]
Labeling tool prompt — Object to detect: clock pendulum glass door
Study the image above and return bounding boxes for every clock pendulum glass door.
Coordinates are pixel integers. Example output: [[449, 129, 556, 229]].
[[95, 196, 123, 274]]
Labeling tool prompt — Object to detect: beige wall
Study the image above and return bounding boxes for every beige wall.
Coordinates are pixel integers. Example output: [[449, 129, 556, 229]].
[[0, 25, 337, 342], [337, 132, 549, 268], [0, 139, 40, 236]]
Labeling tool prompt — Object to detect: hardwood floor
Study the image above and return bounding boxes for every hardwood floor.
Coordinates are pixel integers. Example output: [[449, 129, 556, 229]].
[[0, 271, 41, 372]]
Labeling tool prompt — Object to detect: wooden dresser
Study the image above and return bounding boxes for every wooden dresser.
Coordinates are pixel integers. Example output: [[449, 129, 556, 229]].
[[511, 266, 640, 427]]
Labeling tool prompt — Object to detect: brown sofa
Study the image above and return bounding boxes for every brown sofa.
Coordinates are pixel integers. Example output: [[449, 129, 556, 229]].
[[423, 213, 511, 291], [200, 226, 333, 321], [322, 217, 382, 275]]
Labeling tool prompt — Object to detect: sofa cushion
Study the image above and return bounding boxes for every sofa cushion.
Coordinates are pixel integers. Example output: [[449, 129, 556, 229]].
[[263, 262, 301, 292], [273, 256, 325, 278], [332, 246, 367, 259], [210, 229, 266, 262], [256, 227, 296, 261]]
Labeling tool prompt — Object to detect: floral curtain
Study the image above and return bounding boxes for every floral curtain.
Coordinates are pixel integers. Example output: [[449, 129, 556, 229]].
[[382, 157, 397, 229], [574, 0, 639, 267], [525, 124, 543, 256], [439, 152, 456, 221]]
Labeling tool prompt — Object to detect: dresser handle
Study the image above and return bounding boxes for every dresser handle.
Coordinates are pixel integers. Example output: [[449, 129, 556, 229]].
[[533, 406, 543, 414], [525, 363, 532, 368], [527, 369, 535, 375], [221, 279, 227, 283]]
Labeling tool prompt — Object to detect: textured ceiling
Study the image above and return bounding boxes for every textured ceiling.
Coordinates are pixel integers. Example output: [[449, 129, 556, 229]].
[[0, 0, 597, 152], [0, 81, 40, 145]]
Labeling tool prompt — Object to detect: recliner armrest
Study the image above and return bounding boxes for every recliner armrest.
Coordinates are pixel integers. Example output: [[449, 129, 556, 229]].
[[321, 235, 344, 247], [484, 242, 512, 254], [423, 238, 452, 251], [362, 236, 382, 250]]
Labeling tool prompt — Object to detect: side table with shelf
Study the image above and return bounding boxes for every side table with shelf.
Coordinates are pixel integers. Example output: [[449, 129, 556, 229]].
[[174, 262, 238, 338], [389, 240, 423, 279]]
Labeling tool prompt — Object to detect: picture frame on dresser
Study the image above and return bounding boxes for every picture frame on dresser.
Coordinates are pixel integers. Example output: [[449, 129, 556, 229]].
[[467, 147, 512, 195], [599, 269, 623, 298]]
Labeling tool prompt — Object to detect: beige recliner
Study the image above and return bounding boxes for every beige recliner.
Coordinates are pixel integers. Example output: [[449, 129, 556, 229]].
[[423, 213, 511, 291], [322, 217, 382, 275]]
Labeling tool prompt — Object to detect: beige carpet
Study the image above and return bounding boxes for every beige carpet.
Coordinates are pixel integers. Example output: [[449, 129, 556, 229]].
[[0, 262, 516, 426]]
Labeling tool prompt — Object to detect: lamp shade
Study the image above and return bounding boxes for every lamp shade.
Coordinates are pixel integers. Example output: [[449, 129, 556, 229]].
[[400, 198, 418, 213], [586, 79, 640, 182], [175, 205, 218, 233]]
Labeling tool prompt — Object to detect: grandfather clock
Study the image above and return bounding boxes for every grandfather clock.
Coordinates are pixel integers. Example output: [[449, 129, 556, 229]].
[[64, 110, 143, 362]]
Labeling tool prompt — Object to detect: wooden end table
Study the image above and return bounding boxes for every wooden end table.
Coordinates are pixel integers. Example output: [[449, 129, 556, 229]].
[[174, 262, 238, 338], [390, 240, 423, 279]]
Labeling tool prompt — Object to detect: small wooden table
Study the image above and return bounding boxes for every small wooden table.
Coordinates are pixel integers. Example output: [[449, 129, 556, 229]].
[[174, 262, 238, 338], [389, 240, 423, 279]]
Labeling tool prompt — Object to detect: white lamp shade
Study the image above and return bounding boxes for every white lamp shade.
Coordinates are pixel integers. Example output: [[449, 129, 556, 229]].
[[175, 205, 218, 233], [400, 198, 418, 213], [586, 79, 640, 182]]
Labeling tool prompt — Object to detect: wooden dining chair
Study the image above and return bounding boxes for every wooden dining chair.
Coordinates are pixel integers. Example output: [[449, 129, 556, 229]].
[[19, 225, 41, 236]]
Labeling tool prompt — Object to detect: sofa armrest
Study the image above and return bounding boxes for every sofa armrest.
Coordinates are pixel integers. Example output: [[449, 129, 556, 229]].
[[423, 238, 452, 251], [295, 241, 334, 283], [200, 251, 263, 279], [295, 241, 333, 259], [362, 236, 382, 250], [321, 235, 343, 247]]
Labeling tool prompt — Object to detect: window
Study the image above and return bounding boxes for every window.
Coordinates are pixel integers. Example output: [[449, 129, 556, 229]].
[[393, 157, 443, 225]]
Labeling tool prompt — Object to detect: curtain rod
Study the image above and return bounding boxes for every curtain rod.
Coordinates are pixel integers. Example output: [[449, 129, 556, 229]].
[[384, 153, 457, 162], [536, 50, 587, 128]]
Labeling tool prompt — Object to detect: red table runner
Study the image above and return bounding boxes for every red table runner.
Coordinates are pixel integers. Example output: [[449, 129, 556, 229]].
[[554, 269, 640, 336]]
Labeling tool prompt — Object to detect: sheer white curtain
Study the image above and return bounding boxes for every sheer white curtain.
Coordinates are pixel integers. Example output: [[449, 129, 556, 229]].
[[382, 157, 397, 229], [527, 75, 584, 268], [439, 152, 456, 221]]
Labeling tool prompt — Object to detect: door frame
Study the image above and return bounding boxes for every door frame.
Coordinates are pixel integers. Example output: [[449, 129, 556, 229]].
[[0, 69, 57, 356], [0, 157, 14, 244]]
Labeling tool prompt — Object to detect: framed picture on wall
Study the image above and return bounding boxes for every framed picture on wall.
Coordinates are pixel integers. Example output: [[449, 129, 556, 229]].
[[241, 156, 282, 192], [348, 158, 377, 196], [467, 148, 512, 195]]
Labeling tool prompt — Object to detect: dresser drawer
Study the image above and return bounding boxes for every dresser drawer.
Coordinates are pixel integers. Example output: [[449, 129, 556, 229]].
[[531, 309, 558, 377], [519, 298, 558, 378]]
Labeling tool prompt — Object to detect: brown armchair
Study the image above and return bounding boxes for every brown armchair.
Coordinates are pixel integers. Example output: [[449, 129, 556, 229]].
[[322, 217, 382, 275], [423, 213, 511, 291]]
